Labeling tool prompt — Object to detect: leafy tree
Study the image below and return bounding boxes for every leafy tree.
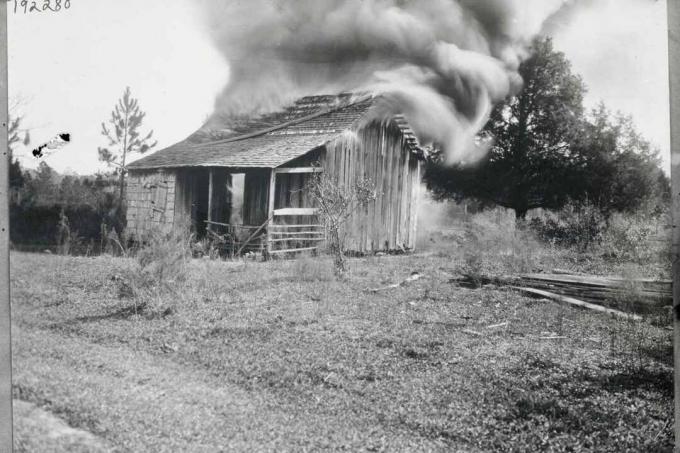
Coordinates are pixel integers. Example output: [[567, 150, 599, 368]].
[[425, 37, 586, 220], [98, 86, 157, 205], [59, 175, 99, 209], [575, 104, 669, 215], [25, 161, 59, 206]]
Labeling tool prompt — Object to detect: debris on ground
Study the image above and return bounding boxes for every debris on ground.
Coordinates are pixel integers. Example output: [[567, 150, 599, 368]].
[[368, 271, 422, 292], [452, 272, 670, 316]]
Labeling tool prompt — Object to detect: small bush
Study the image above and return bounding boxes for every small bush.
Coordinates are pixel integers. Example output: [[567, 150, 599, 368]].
[[137, 226, 193, 285], [529, 201, 605, 251], [529, 201, 670, 271], [122, 225, 194, 316]]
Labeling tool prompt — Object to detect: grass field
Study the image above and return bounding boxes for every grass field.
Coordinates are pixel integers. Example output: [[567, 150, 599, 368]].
[[10, 227, 674, 452]]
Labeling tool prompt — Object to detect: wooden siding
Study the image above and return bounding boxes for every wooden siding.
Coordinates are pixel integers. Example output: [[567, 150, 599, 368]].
[[125, 120, 421, 253], [208, 169, 232, 227], [243, 169, 270, 226], [126, 170, 176, 238], [322, 120, 421, 253], [174, 169, 209, 234]]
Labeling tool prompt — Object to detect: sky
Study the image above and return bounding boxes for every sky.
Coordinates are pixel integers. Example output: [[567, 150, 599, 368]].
[[7, 0, 229, 174], [7, 0, 671, 174], [551, 0, 670, 170]]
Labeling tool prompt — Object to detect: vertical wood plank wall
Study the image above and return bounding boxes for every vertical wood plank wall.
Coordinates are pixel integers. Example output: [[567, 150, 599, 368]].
[[208, 169, 232, 227], [243, 169, 270, 226], [323, 121, 421, 253], [174, 169, 208, 232]]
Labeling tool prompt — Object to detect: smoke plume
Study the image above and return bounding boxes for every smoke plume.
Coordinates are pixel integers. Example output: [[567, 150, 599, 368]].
[[198, 0, 577, 164]]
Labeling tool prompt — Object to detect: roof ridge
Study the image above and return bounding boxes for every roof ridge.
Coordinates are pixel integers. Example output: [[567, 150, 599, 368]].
[[187, 93, 375, 148]]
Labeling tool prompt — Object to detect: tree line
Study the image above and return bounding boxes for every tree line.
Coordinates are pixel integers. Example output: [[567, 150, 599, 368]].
[[9, 160, 122, 251], [7, 39, 670, 251], [8, 86, 156, 252], [424, 38, 670, 220]]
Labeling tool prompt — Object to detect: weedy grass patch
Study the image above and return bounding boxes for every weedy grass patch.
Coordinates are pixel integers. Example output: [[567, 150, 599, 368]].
[[10, 243, 674, 452]]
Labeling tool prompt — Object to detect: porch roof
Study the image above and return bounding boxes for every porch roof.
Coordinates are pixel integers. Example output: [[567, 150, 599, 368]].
[[127, 94, 424, 170]]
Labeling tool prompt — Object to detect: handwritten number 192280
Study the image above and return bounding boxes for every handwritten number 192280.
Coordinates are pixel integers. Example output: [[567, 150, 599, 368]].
[[14, 0, 71, 14]]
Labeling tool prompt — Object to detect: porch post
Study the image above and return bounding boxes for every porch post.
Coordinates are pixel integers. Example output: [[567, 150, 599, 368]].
[[266, 168, 276, 256], [207, 169, 213, 233]]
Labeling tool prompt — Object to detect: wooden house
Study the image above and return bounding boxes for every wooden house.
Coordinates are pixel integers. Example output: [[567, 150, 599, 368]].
[[125, 93, 426, 255]]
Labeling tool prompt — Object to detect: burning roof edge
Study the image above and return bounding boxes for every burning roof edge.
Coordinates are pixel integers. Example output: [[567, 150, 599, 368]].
[[128, 93, 427, 171]]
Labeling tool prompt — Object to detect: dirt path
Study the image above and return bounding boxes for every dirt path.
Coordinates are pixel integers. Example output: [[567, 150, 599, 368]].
[[12, 325, 451, 452]]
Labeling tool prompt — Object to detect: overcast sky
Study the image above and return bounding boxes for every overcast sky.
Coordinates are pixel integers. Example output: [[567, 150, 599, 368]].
[[552, 0, 669, 170], [7, 0, 671, 174]]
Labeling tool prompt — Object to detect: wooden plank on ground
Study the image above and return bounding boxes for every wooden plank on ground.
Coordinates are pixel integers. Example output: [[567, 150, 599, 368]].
[[511, 286, 642, 321]]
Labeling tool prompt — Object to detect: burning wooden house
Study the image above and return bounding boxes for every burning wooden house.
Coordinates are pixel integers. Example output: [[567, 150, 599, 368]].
[[125, 93, 426, 255]]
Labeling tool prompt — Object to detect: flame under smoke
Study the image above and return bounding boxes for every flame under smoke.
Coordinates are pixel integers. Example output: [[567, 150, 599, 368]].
[[198, 0, 577, 164]]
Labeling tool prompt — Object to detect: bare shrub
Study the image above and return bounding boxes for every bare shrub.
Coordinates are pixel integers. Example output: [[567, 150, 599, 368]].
[[306, 170, 377, 275]]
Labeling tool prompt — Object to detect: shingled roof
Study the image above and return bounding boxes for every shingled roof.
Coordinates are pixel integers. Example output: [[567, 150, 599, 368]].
[[127, 93, 424, 170]]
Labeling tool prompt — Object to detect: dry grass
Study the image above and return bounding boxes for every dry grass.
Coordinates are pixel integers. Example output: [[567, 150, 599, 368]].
[[10, 238, 673, 452]]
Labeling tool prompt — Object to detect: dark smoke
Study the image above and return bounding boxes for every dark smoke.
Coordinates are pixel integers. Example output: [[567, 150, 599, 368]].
[[198, 0, 579, 164]]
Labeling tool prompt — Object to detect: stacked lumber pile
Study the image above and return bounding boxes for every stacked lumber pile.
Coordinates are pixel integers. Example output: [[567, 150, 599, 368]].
[[453, 272, 671, 317]]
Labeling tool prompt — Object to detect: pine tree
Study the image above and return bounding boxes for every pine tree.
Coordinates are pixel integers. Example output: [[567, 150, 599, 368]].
[[98, 86, 157, 206]]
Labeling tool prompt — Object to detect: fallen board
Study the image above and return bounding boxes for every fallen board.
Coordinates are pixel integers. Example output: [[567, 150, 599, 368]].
[[510, 286, 642, 321]]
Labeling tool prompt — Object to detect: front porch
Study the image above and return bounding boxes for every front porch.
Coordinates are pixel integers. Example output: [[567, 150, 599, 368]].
[[176, 166, 325, 257]]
